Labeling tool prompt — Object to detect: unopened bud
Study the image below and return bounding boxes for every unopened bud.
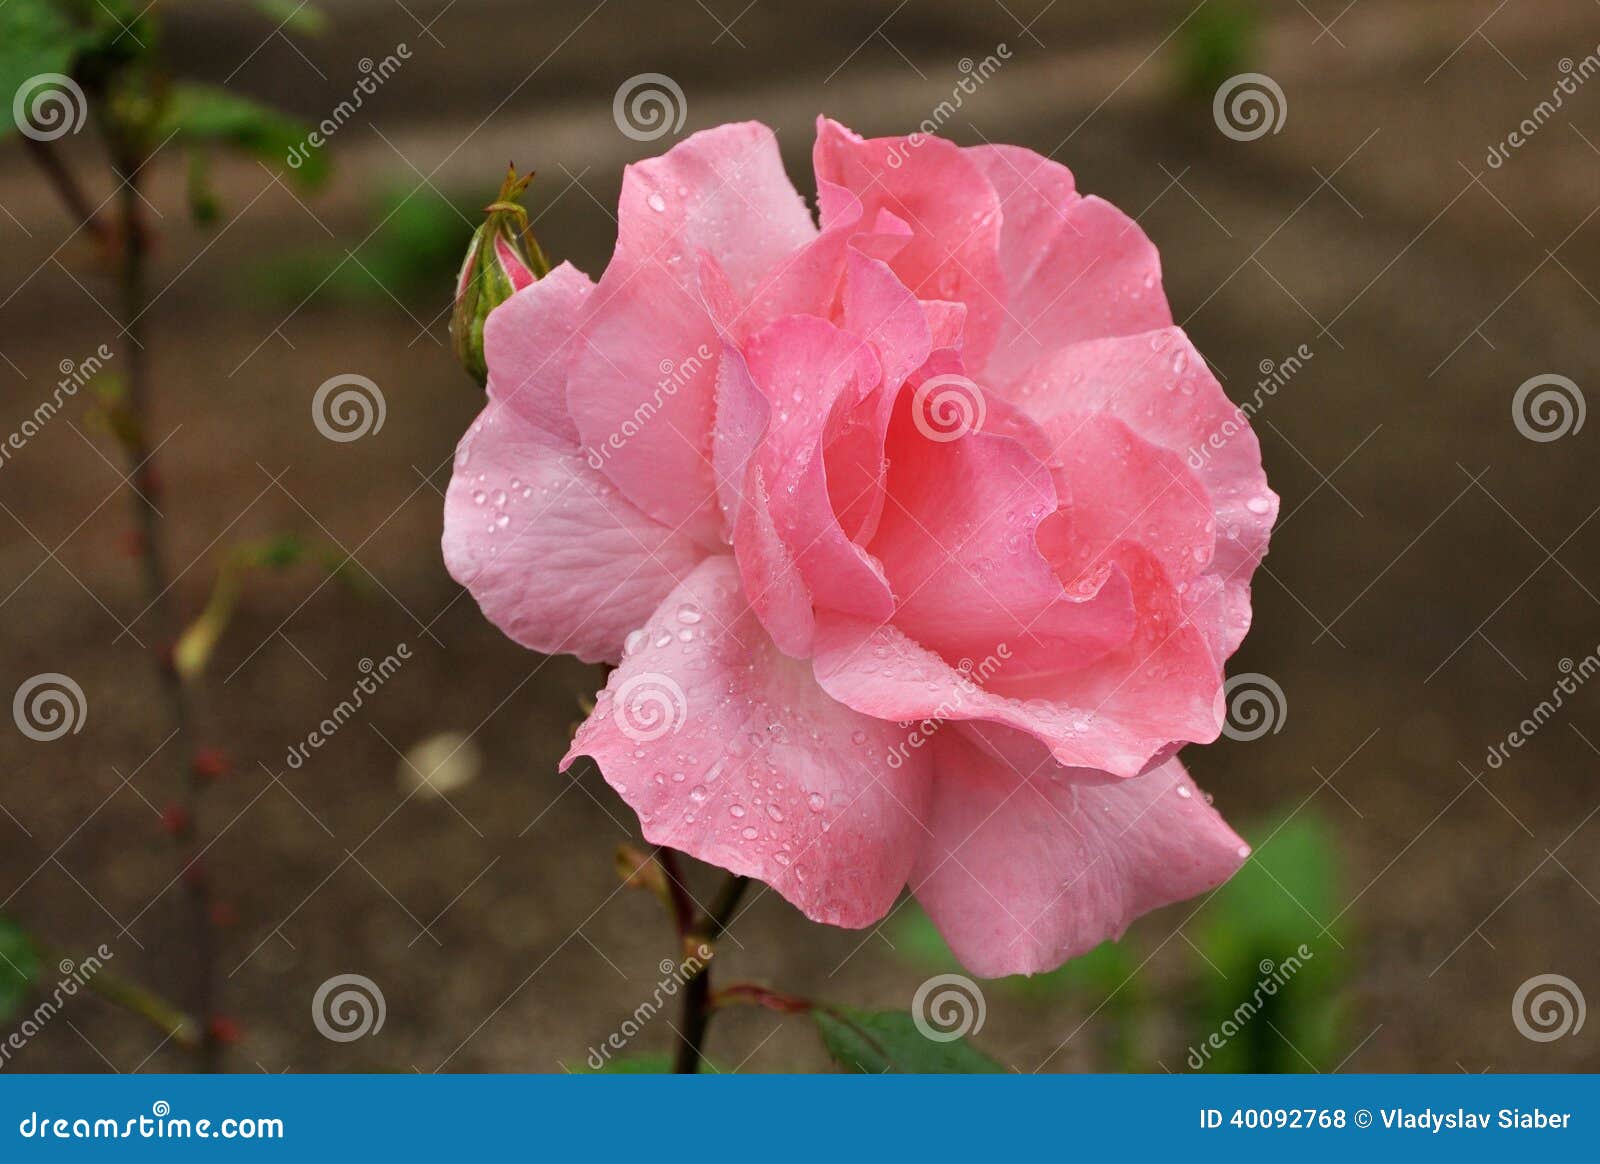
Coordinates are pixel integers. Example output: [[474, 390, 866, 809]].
[[451, 165, 548, 387]]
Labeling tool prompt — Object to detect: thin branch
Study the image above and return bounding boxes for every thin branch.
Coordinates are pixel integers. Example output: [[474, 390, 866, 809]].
[[22, 137, 115, 254]]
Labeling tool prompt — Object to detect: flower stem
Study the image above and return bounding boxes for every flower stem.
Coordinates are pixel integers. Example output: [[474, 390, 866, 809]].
[[109, 140, 220, 1073], [671, 865, 750, 1074]]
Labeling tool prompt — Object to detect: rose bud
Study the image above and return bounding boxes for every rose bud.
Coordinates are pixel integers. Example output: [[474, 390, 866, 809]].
[[450, 164, 549, 387]]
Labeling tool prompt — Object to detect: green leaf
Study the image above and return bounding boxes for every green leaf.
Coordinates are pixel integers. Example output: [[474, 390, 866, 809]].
[[156, 83, 329, 190], [0, 916, 40, 1021], [0, 0, 94, 140], [1188, 813, 1350, 1073], [813, 1007, 1004, 1074], [253, 0, 329, 37]]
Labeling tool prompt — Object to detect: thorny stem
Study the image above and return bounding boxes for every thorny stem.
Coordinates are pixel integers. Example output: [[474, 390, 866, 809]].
[[109, 140, 220, 1072], [671, 864, 751, 1074]]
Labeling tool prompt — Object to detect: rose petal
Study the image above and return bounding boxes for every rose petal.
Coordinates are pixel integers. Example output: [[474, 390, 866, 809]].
[[968, 143, 1172, 391], [442, 407, 706, 665], [814, 118, 1005, 367], [564, 556, 931, 927], [912, 726, 1249, 977], [567, 123, 816, 546]]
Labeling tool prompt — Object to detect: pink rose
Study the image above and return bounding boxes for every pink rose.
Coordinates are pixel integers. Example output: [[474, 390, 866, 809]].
[[442, 119, 1277, 977]]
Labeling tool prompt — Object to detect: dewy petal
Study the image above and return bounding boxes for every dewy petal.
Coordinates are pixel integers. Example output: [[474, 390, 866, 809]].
[[911, 726, 1249, 978], [481, 261, 595, 446], [567, 123, 816, 547], [563, 556, 931, 928], [814, 118, 1005, 367], [443, 413, 707, 666], [720, 314, 895, 655], [867, 389, 1134, 678], [1016, 326, 1279, 658], [443, 263, 707, 665], [966, 145, 1173, 392]]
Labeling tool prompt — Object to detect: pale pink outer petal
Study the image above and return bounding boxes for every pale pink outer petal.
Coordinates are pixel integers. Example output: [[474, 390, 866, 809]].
[[814, 118, 1006, 366], [563, 556, 931, 927], [911, 726, 1249, 977], [481, 262, 593, 445], [443, 266, 707, 665], [566, 123, 817, 546], [966, 145, 1173, 392]]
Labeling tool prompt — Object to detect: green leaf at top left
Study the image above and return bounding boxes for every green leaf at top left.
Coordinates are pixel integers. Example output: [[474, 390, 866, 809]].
[[1, 0, 97, 140]]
